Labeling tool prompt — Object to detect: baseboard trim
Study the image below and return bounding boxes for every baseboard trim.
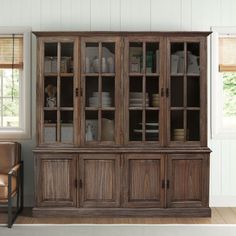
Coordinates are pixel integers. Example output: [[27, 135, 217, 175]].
[[33, 207, 211, 217]]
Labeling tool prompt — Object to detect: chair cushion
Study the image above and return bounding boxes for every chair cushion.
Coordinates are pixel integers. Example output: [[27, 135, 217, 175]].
[[0, 174, 17, 200], [0, 142, 21, 174]]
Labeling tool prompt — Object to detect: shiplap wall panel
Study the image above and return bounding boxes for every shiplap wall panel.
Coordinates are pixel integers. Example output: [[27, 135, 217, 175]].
[[110, 0, 121, 31], [91, 0, 110, 30], [0, 0, 236, 206], [192, 0, 221, 30], [70, 0, 91, 30], [151, 0, 182, 31], [121, 0, 151, 31], [40, 0, 61, 30]]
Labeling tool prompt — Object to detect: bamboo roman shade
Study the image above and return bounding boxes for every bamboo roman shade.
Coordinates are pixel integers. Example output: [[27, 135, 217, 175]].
[[219, 37, 236, 72], [0, 35, 23, 69]]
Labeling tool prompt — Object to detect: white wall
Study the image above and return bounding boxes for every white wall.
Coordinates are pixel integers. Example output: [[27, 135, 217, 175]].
[[0, 0, 236, 206]]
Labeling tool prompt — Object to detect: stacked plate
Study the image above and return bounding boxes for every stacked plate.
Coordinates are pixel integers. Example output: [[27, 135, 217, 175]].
[[89, 92, 112, 107], [134, 122, 159, 140], [129, 92, 149, 107], [173, 128, 185, 141], [152, 93, 160, 107]]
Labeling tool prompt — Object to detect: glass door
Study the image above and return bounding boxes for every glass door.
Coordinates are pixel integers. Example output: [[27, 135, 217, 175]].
[[167, 38, 202, 145], [125, 38, 162, 144], [81, 37, 121, 145], [41, 38, 77, 145]]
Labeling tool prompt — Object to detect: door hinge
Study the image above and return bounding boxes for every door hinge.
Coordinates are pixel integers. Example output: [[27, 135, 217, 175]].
[[75, 88, 79, 97], [74, 179, 78, 188], [79, 179, 82, 188], [161, 179, 170, 189]]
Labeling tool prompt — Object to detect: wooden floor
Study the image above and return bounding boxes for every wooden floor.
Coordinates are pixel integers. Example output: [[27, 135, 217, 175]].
[[0, 208, 236, 224]]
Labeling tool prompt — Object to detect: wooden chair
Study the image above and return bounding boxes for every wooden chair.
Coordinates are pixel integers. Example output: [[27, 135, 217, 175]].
[[0, 142, 23, 228]]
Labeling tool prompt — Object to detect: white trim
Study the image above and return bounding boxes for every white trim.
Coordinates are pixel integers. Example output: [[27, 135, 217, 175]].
[[0, 27, 31, 140], [211, 26, 236, 139], [210, 195, 236, 207]]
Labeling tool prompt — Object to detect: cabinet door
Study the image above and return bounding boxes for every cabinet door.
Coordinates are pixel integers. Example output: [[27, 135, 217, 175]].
[[79, 154, 120, 207], [35, 154, 77, 207], [166, 37, 207, 146], [38, 37, 79, 146], [167, 154, 209, 208], [123, 154, 165, 207], [81, 37, 121, 145], [124, 37, 164, 146]]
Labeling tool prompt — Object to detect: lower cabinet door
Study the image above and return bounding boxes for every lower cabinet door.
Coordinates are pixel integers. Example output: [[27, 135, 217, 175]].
[[167, 154, 210, 208], [36, 154, 77, 207], [123, 154, 165, 208], [79, 154, 120, 207]]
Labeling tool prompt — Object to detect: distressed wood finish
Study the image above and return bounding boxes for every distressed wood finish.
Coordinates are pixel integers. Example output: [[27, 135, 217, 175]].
[[79, 154, 120, 207], [35, 154, 77, 207], [33, 31, 211, 217], [123, 154, 165, 208], [167, 154, 210, 208]]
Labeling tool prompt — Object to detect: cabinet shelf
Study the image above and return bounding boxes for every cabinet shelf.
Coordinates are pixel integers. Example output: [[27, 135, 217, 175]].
[[83, 73, 115, 77], [44, 73, 74, 77], [85, 107, 115, 111]]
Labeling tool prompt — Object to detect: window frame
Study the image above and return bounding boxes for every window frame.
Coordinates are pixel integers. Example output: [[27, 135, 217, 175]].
[[211, 26, 236, 139], [0, 27, 31, 139]]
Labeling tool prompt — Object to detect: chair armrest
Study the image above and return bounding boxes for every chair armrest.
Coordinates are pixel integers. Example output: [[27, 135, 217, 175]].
[[8, 162, 22, 176]]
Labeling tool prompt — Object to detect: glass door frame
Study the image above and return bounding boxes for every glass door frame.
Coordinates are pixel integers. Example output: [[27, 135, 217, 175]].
[[80, 36, 121, 146], [166, 36, 207, 147], [124, 36, 165, 146], [38, 36, 79, 146]]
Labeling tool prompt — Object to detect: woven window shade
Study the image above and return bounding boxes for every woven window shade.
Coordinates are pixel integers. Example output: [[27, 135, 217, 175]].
[[0, 35, 23, 69], [219, 37, 236, 72]]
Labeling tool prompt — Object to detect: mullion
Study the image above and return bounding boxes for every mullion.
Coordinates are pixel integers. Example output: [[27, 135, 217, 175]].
[[183, 42, 187, 141], [98, 42, 102, 142], [142, 42, 146, 141]]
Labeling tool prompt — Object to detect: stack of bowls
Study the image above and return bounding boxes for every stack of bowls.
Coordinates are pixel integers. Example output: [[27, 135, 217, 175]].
[[152, 93, 160, 107], [129, 92, 149, 107], [89, 92, 112, 107], [173, 128, 185, 141]]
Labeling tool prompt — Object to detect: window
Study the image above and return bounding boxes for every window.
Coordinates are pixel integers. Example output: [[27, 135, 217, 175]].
[[211, 27, 236, 138], [0, 28, 31, 139]]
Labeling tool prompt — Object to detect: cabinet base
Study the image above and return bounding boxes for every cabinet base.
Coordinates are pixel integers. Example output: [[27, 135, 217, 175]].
[[33, 207, 211, 217]]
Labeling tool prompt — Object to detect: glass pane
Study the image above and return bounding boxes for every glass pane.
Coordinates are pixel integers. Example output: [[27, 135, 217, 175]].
[[2, 98, 19, 127], [171, 110, 184, 141], [102, 43, 115, 73], [86, 76, 98, 107], [44, 111, 57, 124], [187, 110, 200, 141], [146, 42, 159, 73], [61, 111, 73, 143], [61, 77, 73, 107], [102, 77, 114, 107], [44, 43, 58, 73], [145, 110, 159, 141], [85, 111, 98, 141], [171, 43, 184, 74], [171, 77, 184, 107], [129, 110, 142, 141], [44, 126, 56, 143], [129, 42, 143, 73], [146, 77, 159, 107], [187, 76, 200, 107], [3, 69, 19, 97], [187, 43, 200, 74], [85, 43, 99, 73], [101, 111, 115, 141], [61, 42, 73, 73], [44, 77, 57, 107]]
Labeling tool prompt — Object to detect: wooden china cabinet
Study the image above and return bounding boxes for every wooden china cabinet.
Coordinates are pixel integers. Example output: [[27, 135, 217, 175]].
[[33, 31, 211, 217]]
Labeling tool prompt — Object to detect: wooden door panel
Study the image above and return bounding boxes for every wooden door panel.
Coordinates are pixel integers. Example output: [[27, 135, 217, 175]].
[[123, 154, 164, 208], [167, 154, 209, 208], [36, 154, 77, 207], [80, 154, 120, 207]]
